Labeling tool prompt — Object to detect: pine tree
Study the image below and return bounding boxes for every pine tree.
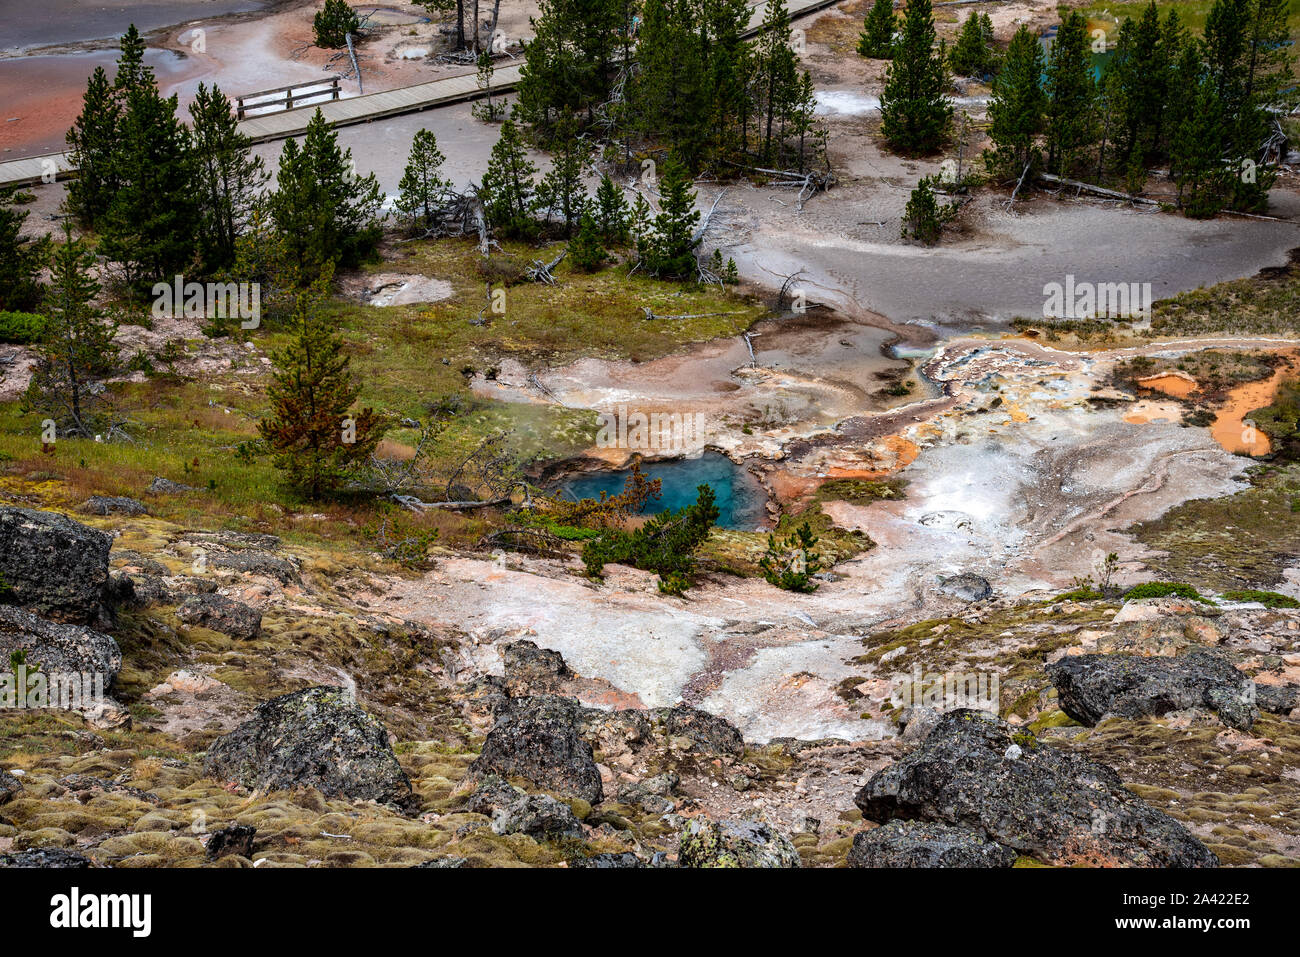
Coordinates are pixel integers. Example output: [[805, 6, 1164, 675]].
[[259, 270, 386, 499], [472, 49, 505, 121], [538, 122, 591, 237], [267, 110, 384, 276], [568, 211, 608, 270], [1172, 72, 1230, 217], [755, 0, 800, 165], [25, 225, 119, 437], [314, 0, 361, 48], [190, 83, 267, 274], [1108, 3, 1165, 170], [479, 116, 540, 239], [0, 188, 50, 313], [645, 157, 700, 277], [985, 24, 1045, 179], [631, 0, 709, 169], [97, 80, 198, 292], [1044, 11, 1095, 176], [858, 0, 896, 59], [879, 0, 952, 154], [948, 10, 995, 77], [113, 24, 150, 97], [900, 175, 957, 244], [707, 0, 752, 159], [516, 0, 628, 132], [395, 129, 453, 232], [65, 68, 119, 226], [594, 173, 630, 243]]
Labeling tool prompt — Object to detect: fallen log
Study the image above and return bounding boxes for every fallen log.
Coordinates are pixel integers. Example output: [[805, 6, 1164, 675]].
[[1035, 172, 1160, 206]]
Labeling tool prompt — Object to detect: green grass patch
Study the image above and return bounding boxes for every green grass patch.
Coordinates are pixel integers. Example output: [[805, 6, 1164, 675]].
[[1122, 581, 1212, 602], [1218, 588, 1300, 608]]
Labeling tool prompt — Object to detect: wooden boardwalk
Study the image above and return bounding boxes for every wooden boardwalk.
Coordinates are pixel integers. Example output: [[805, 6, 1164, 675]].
[[0, 0, 843, 187]]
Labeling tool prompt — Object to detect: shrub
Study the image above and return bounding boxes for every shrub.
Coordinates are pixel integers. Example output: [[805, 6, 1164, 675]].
[[1122, 581, 1211, 603], [901, 176, 957, 245], [759, 521, 824, 592], [0, 310, 47, 344], [1219, 589, 1300, 608], [581, 484, 719, 593]]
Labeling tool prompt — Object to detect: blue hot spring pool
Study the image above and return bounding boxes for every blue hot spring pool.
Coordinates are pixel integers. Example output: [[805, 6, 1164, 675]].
[[556, 452, 770, 530]]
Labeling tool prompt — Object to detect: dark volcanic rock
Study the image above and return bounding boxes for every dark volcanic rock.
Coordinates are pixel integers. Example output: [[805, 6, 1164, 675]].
[[177, 594, 262, 640], [0, 506, 112, 624], [207, 550, 299, 585], [501, 639, 573, 696], [0, 848, 95, 868], [491, 794, 585, 840], [847, 820, 1016, 868], [465, 775, 524, 816], [0, 768, 22, 804], [205, 824, 256, 861], [938, 573, 992, 602], [146, 476, 196, 495], [855, 710, 1217, 867], [469, 695, 603, 804], [678, 818, 801, 868], [660, 705, 745, 759], [0, 604, 121, 684], [1047, 650, 1259, 731], [79, 496, 147, 517], [415, 856, 468, 868], [1256, 684, 1300, 715], [571, 852, 644, 868], [204, 686, 414, 807]]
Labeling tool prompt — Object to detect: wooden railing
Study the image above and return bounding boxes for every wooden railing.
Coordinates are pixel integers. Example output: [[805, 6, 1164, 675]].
[[235, 77, 341, 119]]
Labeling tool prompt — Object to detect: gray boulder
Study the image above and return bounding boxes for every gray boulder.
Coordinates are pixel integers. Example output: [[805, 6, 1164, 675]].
[[0, 604, 121, 684], [0, 768, 22, 804], [659, 704, 745, 759], [1047, 650, 1259, 731], [491, 794, 585, 840], [571, 852, 644, 868], [678, 818, 801, 868], [146, 477, 196, 495], [204, 686, 414, 808], [855, 710, 1217, 867], [847, 820, 1016, 868], [465, 775, 524, 816], [469, 695, 604, 804], [207, 550, 299, 585], [0, 848, 95, 868], [205, 824, 256, 861], [177, 594, 262, 640], [1255, 684, 1300, 716], [501, 639, 573, 696], [938, 573, 992, 602], [0, 507, 112, 624], [79, 496, 147, 517]]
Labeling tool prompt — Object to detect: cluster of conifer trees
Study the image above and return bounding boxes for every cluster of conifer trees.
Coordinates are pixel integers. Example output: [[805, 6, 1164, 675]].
[[516, 0, 822, 173], [865, 0, 1293, 217]]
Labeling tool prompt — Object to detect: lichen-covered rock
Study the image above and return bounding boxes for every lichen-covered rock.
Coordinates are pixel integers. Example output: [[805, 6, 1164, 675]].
[[678, 818, 801, 868], [855, 710, 1217, 867], [1047, 650, 1258, 731], [847, 820, 1016, 868], [577, 706, 652, 758], [79, 496, 147, 517], [616, 772, 680, 814], [203, 686, 414, 808], [177, 594, 262, 640], [0, 604, 121, 684], [205, 824, 256, 861], [571, 852, 644, 868], [659, 705, 745, 759], [1256, 684, 1300, 715], [490, 794, 584, 841], [0, 848, 95, 868], [0, 506, 112, 624], [207, 550, 299, 585], [501, 639, 573, 696], [0, 768, 22, 804], [146, 476, 196, 495], [465, 775, 524, 816], [415, 856, 468, 868], [938, 573, 992, 602], [469, 695, 603, 804]]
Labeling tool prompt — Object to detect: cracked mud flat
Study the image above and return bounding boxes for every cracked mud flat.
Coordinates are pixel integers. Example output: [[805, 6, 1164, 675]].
[[385, 336, 1269, 743]]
